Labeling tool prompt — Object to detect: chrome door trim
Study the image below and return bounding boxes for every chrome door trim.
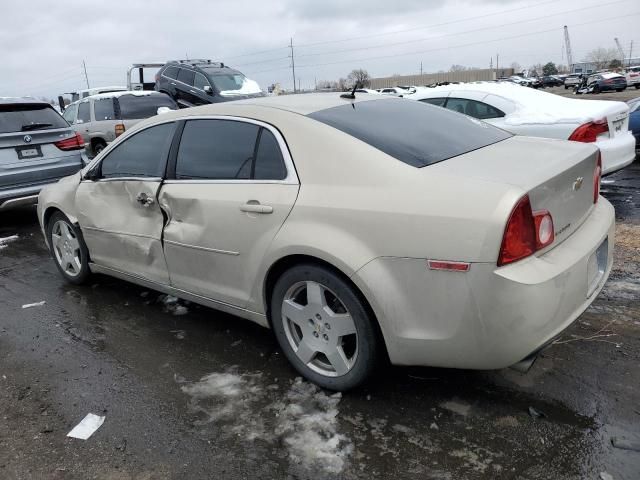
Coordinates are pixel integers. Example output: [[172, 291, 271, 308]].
[[82, 226, 157, 240]]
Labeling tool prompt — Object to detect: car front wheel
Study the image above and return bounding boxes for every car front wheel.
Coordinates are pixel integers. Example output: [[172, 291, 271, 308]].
[[47, 211, 91, 285], [271, 264, 380, 391]]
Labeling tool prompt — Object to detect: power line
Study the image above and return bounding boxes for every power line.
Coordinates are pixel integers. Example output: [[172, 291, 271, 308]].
[[295, 0, 631, 60]]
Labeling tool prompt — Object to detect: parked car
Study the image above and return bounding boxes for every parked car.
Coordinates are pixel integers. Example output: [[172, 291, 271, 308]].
[[624, 65, 640, 89], [586, 72, 627, 93], [155, 59, 263, 108], [541, 75, 563, 88], [376, 87, 408, 96], [68, 86, 127, 103], [407, 82, 636, 174], [0, 98, 85, 210], [63, 91, 177, 156], [38, 94, 613, 391], [564, 74, 582, 89], [509, 76, 541, 88], [627, 97, 640, 149], [354, 89, 380, 94]]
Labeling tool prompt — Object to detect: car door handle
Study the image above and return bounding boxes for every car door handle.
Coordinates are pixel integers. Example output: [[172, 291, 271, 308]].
[[136, 192, 155, 207], [171, 82, 176, 86], [240, 201, 273, 214]]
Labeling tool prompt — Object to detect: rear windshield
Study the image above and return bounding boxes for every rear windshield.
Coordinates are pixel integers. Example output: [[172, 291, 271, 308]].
[[116, 94, 177, 120], [308, 99, 511, 167], [0, 104, 68, 134]]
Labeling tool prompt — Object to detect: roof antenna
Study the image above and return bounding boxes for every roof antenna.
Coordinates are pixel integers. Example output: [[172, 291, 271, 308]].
[[340, 82, 360, 99]]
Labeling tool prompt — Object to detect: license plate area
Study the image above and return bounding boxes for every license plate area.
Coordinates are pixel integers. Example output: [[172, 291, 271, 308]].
[[16, 145, 43, 159], [587, 237, 608, 297], [612, 119, 624, 135]]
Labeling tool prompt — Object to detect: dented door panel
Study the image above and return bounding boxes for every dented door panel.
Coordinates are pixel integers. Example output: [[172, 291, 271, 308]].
[[75, 179, 170, 284], [159, 182, 298, 308]]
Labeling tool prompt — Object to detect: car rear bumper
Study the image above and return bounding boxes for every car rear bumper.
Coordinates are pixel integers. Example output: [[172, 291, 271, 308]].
[[353, 198, 615, 370], [597, 131, 636, 174]]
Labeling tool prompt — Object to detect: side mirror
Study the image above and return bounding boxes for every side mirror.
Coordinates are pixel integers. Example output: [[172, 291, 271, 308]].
[[203, 85, 213, 95], [83, 165, 101, 181], [58, 96, 66, 112]]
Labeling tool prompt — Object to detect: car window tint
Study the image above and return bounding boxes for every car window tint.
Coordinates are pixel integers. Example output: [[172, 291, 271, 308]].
[[117, 94, 177, 120], [308, 99, 511, 168], [194, 73, 210, 90], [419, 97, 447, 107], [163, 66, 179, 79], [176, 119, 259, 180], [445, 98, 504, 120], [0, 104, 69, 133], [62, 104, 78, 124], [177, 68, 195, 86], [77, 102, 91, 123], [94, 98, 115, 120], [101, 122, 175, 178], [254, 129, 287, 180]]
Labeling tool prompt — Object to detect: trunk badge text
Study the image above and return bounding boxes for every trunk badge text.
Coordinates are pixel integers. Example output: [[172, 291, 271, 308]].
[[573, 177, 584, 191], [23, 135, 32, 143]]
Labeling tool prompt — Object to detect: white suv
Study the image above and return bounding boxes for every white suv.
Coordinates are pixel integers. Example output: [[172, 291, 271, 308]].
[[625, 66, 640, 89]]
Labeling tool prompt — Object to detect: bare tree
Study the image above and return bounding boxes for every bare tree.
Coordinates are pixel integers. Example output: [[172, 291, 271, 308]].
[[449, 64, 467, 72], [316, 80, 338, 90], [347, 69, 371, 88], [510, 62, 521, 72], [337, 77, 349, 91], [583, 48, 619, 70]]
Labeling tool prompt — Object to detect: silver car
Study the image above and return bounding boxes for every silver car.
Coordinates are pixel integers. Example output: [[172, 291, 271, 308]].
[[0, 98, 85, 210], [62, 91, 177, 156]]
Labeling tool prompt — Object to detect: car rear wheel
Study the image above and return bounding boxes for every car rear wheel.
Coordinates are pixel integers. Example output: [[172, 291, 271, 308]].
[[47, 211, 91, 285], [271, 264, 380, 391], [93, 140, 106, 156]]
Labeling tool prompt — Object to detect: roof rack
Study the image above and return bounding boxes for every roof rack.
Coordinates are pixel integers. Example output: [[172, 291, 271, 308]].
[[175, 59, 225, 68]]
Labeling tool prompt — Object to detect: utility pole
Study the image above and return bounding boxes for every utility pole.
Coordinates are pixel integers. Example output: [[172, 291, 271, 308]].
[[629, 41, 634, 67], [614, 38, 625, 64], [420, 61, 423, 76], [289, 38, 296, 93], [82, 60, 90, 89], [496, 53, 499, 76], [563, 26, 573, 73]]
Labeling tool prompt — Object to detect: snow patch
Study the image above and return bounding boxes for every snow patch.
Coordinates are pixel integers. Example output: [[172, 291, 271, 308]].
[[220, 77, 262, 96], [0, 235, 19, 251], [22, 301, 46, 309]]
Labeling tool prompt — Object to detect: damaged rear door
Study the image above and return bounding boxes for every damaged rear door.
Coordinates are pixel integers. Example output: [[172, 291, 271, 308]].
[[75, 122, 177, 284], [159, 118, 299, 308]]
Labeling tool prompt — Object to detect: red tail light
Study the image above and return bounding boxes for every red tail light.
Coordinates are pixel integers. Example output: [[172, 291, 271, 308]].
[[594, 151, 602, 203], [568, 119, 608, 143], [498, 195, 556, 266], [54, 132, 84, 151]]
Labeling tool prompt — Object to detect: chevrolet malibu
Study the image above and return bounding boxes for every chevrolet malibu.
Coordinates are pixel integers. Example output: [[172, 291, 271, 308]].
[[37, 94, 614, 391]]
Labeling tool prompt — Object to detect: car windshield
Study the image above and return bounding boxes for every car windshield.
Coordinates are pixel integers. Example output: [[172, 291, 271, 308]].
[[0, 103, 68, 133], [116, 94, 177, 120], [203, 70, 262, 96], [308, 98, 512, 168]]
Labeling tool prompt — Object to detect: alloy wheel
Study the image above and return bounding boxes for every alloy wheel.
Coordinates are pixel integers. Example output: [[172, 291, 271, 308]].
[[51, 220, 82, 277]]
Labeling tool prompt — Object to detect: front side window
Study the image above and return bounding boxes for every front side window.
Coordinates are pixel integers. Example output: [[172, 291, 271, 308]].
[[77, 102, 91, 123], [94, 98, 115, 120], [308, 99, 511, 168], [100, 122, 175, 178], [176, 120, 259, 180], [177, 68, 195, 86], [194, 73, 210, 91], [163, 66, 179, 79]]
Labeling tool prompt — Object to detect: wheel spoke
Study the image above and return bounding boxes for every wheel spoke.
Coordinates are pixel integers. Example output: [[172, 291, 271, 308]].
[[295, 340, 316, 364], [68, 235, 80, 251], [326, 346, 350, 376], [306, 281, 326, 308], [330, 313, 357, 337], [51, 233, 62, 249], [282, 299, 307, 327], [60, 222, 72, 241], [70, 255, 81, 274]]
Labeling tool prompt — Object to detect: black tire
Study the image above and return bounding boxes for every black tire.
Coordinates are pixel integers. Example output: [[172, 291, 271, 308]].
[[565, 85, 569, 89], [271, 264, 380, 391], [46, 211, 91, 285], [635, 84, 640, 89], [593, 85, 600, 94], [92, 141, 106, 156]]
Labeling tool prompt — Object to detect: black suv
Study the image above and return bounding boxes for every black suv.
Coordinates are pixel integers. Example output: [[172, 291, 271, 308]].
[[155, 59, 264, 108]]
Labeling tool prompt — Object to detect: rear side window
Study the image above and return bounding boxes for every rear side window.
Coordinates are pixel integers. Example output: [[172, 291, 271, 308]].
[[77, 102, 91, 123], [254, 129, 287, 180], [94, 98, 115, 120], [101, 123, 175, 178], [163, 66, 179, 79], [419, 97, 447, 107], [0, 104, 69, 133], [445, 98, 504, 120], [177, 68, 195, 86], [176, 120, 259, 179], [308, 99, 511, 167], [116, 94, 177, 120]]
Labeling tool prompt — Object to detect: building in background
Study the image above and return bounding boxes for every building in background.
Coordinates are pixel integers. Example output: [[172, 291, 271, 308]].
[[369, 68, 514, 89]]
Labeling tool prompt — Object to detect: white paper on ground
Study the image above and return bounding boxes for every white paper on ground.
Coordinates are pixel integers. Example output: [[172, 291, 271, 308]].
[[22, 301, 46, 309], [67, 413, 105, 440]]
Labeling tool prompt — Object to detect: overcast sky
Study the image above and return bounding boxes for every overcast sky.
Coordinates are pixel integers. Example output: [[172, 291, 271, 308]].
[[2, 0, 638, 98]]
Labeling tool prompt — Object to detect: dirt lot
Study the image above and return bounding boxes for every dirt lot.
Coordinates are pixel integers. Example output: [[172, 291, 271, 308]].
[[0, 157, 639, 478], [546, 85, 640, 102]]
